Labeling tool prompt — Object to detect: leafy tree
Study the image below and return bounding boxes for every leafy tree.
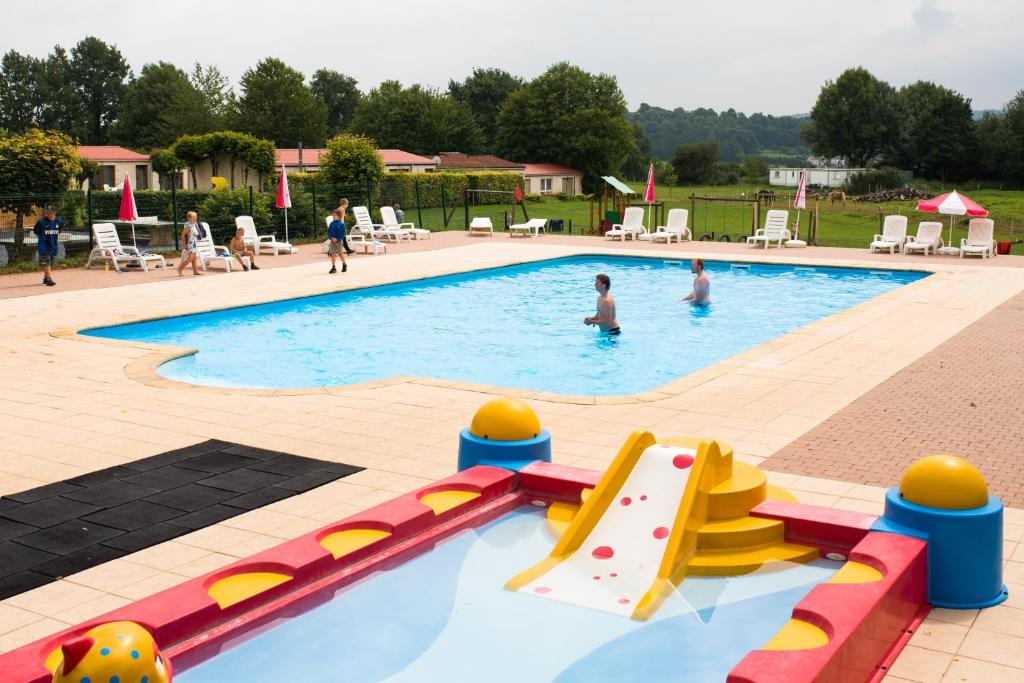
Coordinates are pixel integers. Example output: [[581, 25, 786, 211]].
[[740, 156, 769, 184], [893, 82, 976, 181], [169, 131, 276, 189], [310, 69, 361, 137], [319, 133, 385, 185], [75, 157, 99, 187], [974, 113, 1015, 184], [37, 47, 84, 139], [496, 62, 635, 191], [350, 80, 483, 155], [621, 122, 652, 180], [448, 68, 523, 153], [152, 148, 186, 189], [662, 165, 678, 195], [69, 36, 131, 144], [234, 58, 327, 147], [671, 141, 718, 184], [0, 51, 42, 133], [113, 62, 209, 149], [190, 63, 235, 127], [1002, 89, 1024, 184], [802, 67, 898, 167], [0, 129, 81, 254]]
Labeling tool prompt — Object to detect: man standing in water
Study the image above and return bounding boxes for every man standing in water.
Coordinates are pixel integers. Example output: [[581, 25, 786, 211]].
[[584, 273, 620, 335], [681, 258, 711, 305]]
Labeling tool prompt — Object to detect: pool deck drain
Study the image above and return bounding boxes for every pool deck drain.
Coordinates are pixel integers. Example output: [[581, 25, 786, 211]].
[[0, 237, 1022, 680]]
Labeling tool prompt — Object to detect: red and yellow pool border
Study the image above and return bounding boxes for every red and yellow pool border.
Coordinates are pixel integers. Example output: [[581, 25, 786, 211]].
[[0, 462, 927, 683]]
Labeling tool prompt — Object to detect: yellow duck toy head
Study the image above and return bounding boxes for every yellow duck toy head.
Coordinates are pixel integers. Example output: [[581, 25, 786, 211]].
[[52, 621, 172, 683]]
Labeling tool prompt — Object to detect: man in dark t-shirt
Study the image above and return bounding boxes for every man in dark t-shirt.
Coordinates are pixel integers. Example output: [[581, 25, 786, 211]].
[[32, 205, 62, 286]]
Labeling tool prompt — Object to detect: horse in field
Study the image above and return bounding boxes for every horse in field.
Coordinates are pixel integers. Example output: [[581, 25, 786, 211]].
[[828, 190, 847, 206]]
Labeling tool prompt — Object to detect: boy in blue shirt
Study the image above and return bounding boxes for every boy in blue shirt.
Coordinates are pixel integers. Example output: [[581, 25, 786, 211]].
[[33, 205, 62, 286], [327, 205, 348, 274]]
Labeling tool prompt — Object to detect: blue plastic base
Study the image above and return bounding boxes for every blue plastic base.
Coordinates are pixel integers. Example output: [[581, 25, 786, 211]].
[[873, 488, 1007, 609], [457, 428, 551, 472]]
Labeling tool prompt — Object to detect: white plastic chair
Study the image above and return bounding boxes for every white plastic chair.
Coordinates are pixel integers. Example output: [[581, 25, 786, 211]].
[[195, 222, 245, 271], [85, 223, 166, 272], [468, 217, 494, 236], [605, 207, 646, 240], [640, 208, 690, 243], [748, 210, 790, 249], [235, 215, 297, 255], [869, 215, 909, 254], [326, 215, 386, 255], [960, 218, 995, 259], [380, 206, 429, 240], [903, 222, 944, 256], [510, 218, 548, 238]]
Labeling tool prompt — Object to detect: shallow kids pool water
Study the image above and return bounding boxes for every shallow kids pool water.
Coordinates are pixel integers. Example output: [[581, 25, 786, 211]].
[[84, 256, 925, 395], [175, 508, 839, 683]]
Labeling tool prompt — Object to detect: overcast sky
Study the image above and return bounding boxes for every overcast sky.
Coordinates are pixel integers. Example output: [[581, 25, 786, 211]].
[[7, 0, 1021, 115]]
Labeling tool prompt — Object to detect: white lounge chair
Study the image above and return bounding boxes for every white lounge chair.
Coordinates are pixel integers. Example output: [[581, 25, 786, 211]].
[[903, 221, 944, 256], [325, 215, 387, 255], [748, 210, 791, 249], [235, 215, 297, 255], [640, 208, 690, 243], [510, 218, 548, 238], [869, 215, 909, 254], [468, 217, 494, 237], [605, 207, 646, 241], [352, 206, 405, 244], [85, 222, 166, 272], [960, 218, 996, 259], [380, 206, 429, 240], [195, 222, 246, 272]]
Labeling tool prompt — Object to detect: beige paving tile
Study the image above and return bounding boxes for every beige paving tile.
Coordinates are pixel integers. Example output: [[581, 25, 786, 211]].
[[942, 656, 1024, 682], [49, 594, 132, 626], [909, 620, 969, 654], [0, 617, 71, 654], [927, 608, 979, 627], [886, 645, 952, 683], [971, 604, 1024, 639], [957, 629, 1024, 669], [5, 580, 108, 619], [0, 603, 45, 637], [169, 552, 239, 579]]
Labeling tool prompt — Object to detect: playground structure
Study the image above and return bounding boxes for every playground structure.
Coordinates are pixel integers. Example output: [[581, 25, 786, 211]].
[[589, 175, 665, 234]]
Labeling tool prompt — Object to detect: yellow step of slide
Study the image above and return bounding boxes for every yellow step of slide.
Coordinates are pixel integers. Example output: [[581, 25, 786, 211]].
[[697, 516, 784, 550], [689, 542, 820, 576], [706, 462, 768, 520]]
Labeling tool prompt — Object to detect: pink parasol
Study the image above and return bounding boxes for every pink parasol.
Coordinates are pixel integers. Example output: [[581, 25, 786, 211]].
[[917, 190, 988, 254], [275, 164, 292, 243], [117, 173, 140, 249], [643, 163, 655, 228], [792, 168, 807, 239]]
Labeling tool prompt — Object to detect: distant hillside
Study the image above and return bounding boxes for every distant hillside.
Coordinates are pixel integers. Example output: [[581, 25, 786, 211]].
[[628, 104, 809, 162]]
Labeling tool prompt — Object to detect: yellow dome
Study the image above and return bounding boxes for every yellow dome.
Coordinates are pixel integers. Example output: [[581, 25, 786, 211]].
[[899, 454, 988, 510], [470, 398, 541, 441]]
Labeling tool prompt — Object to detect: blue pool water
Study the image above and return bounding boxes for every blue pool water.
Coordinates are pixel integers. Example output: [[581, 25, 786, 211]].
[[84, 256, 925, 395], [176, 508, 839, 683]]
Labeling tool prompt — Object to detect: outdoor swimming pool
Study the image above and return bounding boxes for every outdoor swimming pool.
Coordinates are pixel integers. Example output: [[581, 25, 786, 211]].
[[175, 508, 840, 682], [83, 256, 926, 395]]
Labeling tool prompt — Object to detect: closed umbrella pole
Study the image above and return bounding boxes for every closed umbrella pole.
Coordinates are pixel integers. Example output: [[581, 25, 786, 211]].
[[276, 164, 292, 244], [643, 163, 655, 230], [117, 173, 139, 250]]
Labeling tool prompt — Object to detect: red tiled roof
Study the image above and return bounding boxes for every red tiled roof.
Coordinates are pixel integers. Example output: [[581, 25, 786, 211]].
[[379, 149, 435, 165], [521, 163, 581, 176], [437, 152, 524, 170], [78, 146, 150, 162]]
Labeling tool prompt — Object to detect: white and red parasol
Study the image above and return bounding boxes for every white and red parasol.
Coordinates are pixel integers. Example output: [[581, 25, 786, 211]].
[[276, 164, 292, 243], [643, 163, 655, 229], [792, 169, 808, 240], [917, 190, 988, 255], [117, 173, 140, 249]]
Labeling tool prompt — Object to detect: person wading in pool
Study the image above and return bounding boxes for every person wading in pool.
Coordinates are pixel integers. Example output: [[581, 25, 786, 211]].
[[681, 258, 711, 305], [584, 273, 620, 335]]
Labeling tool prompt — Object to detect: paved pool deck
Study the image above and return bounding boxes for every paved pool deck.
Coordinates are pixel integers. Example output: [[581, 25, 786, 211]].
[[1, 233, 1022, 682]]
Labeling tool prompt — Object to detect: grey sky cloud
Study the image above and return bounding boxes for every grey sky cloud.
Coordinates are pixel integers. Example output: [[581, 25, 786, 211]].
[[6, 0, 1021, 115]]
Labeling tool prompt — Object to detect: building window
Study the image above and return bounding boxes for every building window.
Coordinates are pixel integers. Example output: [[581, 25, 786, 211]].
[[562, 177, 574, 195], [540, 178, 553, 194], [92, 165, 116, 189], [524, 179, 531, 193], [136, 165, 149, 190]]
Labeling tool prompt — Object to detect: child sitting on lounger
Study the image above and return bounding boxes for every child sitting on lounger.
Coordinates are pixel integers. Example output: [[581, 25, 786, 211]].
[[228, 227, 260, 271], [327, 207, 348, 274]]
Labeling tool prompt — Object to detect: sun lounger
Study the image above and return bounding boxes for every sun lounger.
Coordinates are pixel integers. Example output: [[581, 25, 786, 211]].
[[869, 215, 909, 254], [235, 215, 297, 255], [639, 208, 690, 243], [469, 217, 494, 236], [195, 222, 246, 272], [960, 218, 995, 258], [380, 206, 429, 240], [326, 215, 387, 255], [510, 218, 548, 238], [748, 210, 790, 249], [902, 221, 944, 255], [85, 222, 166, 272], [353, 206, 404, 244], [605, 207, 646, 240]]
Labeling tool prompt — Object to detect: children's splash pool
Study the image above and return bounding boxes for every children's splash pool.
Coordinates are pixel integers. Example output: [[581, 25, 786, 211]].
[[82, 256, 926, 395], [175, 508, 838, 683]]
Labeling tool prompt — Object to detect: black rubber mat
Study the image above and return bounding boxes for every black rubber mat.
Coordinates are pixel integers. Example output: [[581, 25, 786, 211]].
[[0, 440, 362, 599]]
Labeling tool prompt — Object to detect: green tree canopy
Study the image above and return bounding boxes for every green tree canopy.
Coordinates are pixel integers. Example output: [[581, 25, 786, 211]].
[[0, 129, 81, 248], [319, 133, 385, 185], [1002, 89, 1024, 184], [234, 58, 327, 147], [69, 36, 131, 144], [496, 62, 634, 191], [893, 81, 976, 182], [621, 122, 652, 180], [0, 51, 42, 133], [190, 63, 235, 129], [350, 80, 483, 156], [113, 62, 211, 150], [37, 47, 84, 139], [448, 67, 523, 153], [310, 69, 361, 137], [169, 131, 276, 189], [802, 67, 898, 167], [671, 141, 719, 184]]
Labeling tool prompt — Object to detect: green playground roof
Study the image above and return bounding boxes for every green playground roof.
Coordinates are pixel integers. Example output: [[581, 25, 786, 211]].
[[601, 176, 636, 194]]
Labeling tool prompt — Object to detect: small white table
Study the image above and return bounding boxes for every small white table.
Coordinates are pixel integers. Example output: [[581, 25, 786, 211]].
[[936, 246, 962, 256], [785, 239, 807, 248]]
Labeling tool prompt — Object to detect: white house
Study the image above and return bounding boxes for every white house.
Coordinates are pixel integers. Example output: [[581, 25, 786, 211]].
[[520, 163, 582, 195], [769, 167, 867, 188], [78, 146, 157, 191]]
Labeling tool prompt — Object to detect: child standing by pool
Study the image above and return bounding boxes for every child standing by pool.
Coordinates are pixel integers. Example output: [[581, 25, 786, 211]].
[[327, 207, 348, 274]]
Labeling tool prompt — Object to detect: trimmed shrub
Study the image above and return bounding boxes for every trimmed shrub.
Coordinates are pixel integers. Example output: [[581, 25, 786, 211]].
[[198, 189, 272, 244]]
